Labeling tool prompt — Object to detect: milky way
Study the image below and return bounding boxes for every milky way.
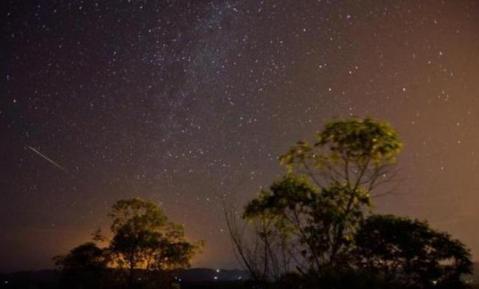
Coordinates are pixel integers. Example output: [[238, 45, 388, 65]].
[[1, 0, 479, 272]]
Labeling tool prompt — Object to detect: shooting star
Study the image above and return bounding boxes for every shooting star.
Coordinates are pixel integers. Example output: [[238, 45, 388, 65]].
[[26, 145, 68, 172]]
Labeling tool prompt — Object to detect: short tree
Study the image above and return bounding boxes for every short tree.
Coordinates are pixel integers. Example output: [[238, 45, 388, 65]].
[[54, 242, 109, 272], [54, 242, 109, 289], [355, 214, 472, 289]]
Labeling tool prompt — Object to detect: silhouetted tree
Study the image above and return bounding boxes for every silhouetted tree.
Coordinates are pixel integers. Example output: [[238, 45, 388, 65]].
[[108, 198, 202, 288], [55, 198, 202, 289], [237, 118, 403, 281], [55, 242, 109, 271], [54, 242, 109, 289], [355, 214, 472, 289], [279, 118, 402, 266]]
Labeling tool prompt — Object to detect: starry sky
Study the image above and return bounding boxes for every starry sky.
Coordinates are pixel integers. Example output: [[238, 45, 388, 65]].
[[1, 0, 479, 272]]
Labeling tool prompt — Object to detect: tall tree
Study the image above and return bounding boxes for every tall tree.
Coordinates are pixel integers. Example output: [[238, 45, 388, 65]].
[[240, 118, 403, 277], [280, 118, 402, 266]]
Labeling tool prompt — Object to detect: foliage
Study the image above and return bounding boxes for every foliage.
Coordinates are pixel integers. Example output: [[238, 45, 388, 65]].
[[54, 198, 202, 289], [355, 214, 472, 289], [53, 242, 109, 289], [108, 198, 202, 287], [54, 242, 109, 272], [238, 118, 403, 278], [280, 117, 402, 192], [233, 117, 472, 289]]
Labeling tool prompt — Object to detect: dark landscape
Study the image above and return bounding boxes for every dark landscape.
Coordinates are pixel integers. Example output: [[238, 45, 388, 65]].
[[2, 1, 479, 289]]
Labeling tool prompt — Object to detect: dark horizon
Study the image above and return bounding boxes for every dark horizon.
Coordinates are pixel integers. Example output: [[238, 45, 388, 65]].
[[2, 0, 479, 273]]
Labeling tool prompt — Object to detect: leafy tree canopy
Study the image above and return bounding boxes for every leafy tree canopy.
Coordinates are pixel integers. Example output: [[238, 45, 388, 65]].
[[54, 198, 202, 289], [54, 242, 108, 272], [355, 214, 472, 289], [108, 198, 202, 271], [242, 118, 404, 274], [280, 117, 402, 192]]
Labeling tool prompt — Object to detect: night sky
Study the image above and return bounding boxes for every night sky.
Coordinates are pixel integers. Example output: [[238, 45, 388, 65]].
[[1, 0, 479, 272]]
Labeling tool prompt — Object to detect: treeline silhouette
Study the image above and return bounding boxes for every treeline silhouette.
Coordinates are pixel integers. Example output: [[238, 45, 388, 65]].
[[6, 117, 472, 289]]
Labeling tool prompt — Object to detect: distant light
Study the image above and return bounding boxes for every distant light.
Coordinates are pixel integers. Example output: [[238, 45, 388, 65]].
[[214, 276, 218, 280], [216, 268, 220, 273]]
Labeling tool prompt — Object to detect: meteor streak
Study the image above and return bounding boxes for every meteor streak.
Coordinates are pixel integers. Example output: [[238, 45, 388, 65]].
[[26, 146, 68, 172]]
